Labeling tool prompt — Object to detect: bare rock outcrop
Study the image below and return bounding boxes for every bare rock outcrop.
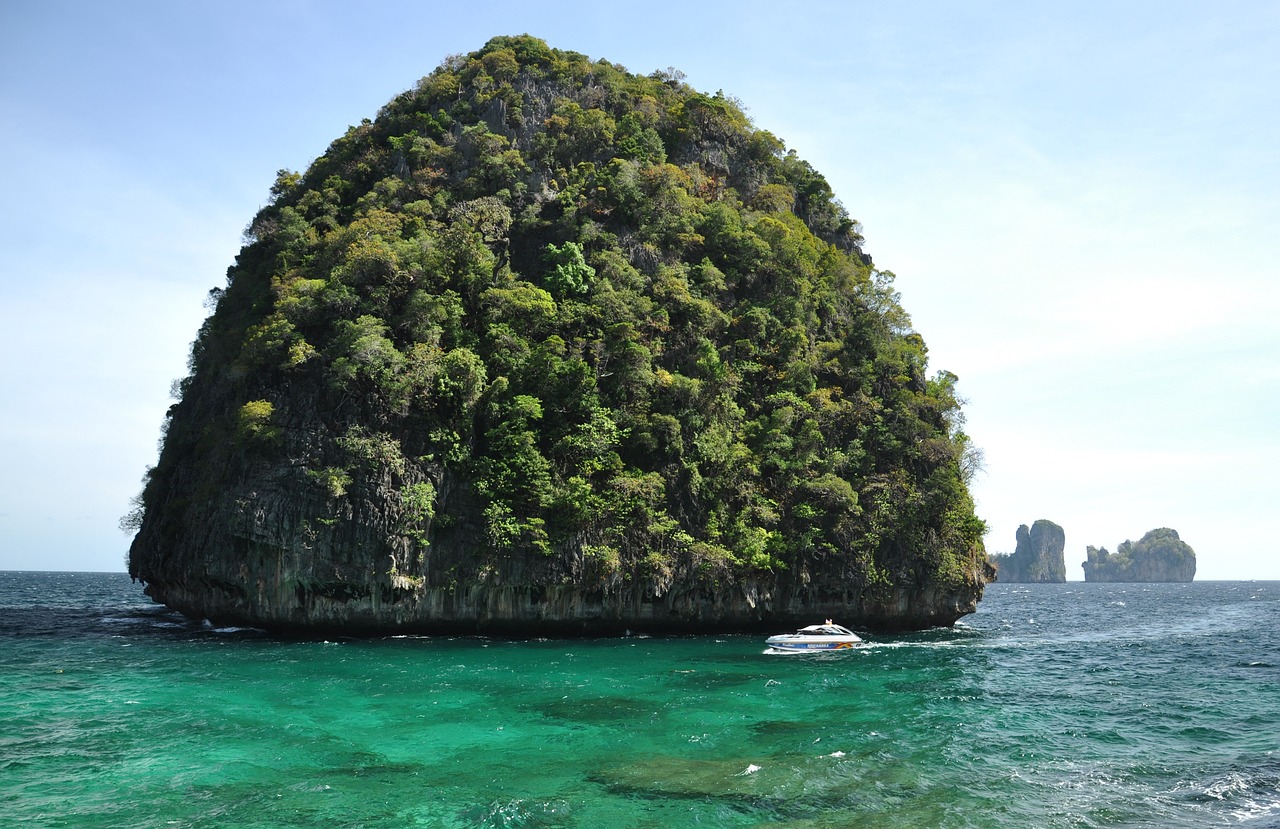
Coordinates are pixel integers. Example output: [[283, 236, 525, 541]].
[[989, 519, 1066, 583]]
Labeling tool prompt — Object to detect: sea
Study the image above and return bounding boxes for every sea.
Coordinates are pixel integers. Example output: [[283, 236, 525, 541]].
[[1, 573, 1277, 829]]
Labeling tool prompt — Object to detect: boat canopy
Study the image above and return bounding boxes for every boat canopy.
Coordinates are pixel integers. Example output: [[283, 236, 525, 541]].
[[797, 624, 852, 635]]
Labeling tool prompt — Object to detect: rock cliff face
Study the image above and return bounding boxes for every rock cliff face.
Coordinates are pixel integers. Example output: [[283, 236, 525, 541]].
[[1082, 528, 1196, 582], [128, 36, 992, 634], [989, 519, 1066, 582]]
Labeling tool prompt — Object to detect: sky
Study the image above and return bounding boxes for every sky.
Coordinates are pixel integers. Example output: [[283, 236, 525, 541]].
[[1, 1, 1277, 579]]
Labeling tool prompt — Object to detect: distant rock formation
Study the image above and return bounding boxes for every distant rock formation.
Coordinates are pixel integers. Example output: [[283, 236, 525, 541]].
[[989, 520, 1066, 582], [1082, 528, 1196, 582]]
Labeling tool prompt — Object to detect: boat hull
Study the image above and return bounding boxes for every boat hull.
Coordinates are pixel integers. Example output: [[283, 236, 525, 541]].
[[763, 639, 860, 651]]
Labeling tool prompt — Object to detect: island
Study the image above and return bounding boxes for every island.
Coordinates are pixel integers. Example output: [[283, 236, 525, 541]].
[[125, 35, 993, 635], [989, 519, 1066, 582], [1082, 528, 1196, 582]]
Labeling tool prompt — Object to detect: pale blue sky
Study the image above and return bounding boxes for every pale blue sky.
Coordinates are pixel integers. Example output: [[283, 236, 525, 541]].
[[2, 1, 1276, 578]]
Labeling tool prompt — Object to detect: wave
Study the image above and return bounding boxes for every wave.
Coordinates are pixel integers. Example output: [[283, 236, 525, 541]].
[[1176, 760, 1280, 826]]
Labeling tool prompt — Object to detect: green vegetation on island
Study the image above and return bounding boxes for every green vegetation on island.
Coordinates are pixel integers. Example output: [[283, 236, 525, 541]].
[[989, 519, 1066, 582], [1083, 528, 1196, 582], [127, 36, 991, 633]]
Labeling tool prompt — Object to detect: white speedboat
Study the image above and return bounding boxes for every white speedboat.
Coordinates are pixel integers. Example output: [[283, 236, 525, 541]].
[[765, 622, 862, 653]]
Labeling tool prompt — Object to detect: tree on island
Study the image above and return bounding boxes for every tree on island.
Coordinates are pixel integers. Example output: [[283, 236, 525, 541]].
[[1082, 528, 1196, 582], [988, 519, 1066, 582]]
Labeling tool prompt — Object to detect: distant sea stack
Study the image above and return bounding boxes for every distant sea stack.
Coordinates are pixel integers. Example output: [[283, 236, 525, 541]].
[[989, 520, 1066, 582], [1082, 528, 1196, 582], [127, 35, 993, 635]]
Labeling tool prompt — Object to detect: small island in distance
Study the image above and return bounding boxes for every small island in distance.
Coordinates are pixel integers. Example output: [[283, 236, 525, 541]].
[[1083, 528, 1196, 582], [988, 519, 1066, 583], [989, 522, 1197, 583]]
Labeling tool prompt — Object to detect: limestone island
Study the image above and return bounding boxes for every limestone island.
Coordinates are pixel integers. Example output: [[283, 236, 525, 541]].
[[988, 519, 1066, 582], [126, 36, 993, 635], [1082, 528, 1196, 582]]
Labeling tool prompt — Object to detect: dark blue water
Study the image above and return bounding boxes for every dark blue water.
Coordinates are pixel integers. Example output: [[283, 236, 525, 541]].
[[2, 573, 1277, 827]]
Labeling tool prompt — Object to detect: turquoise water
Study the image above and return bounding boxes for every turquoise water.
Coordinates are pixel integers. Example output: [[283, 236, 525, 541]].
[[2, 573, 1278, 828]]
